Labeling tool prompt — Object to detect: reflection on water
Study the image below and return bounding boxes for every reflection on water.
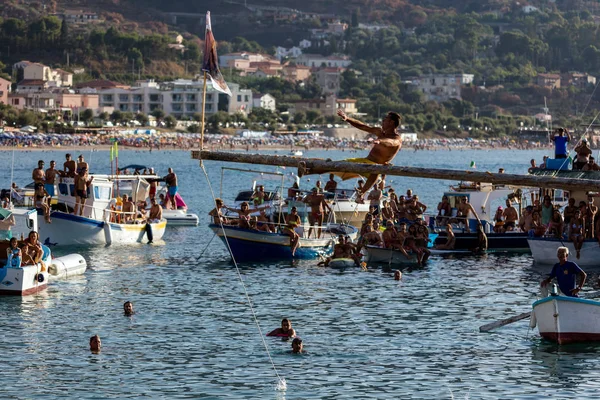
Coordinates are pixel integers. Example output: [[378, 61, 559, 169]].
[[2, 149, 600, 398]]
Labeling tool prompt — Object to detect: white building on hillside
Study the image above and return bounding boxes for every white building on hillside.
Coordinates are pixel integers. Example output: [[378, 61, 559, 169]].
[[252, 93, 276, 111], [414, 74, 475, 102], [295, 54, 352, 68]]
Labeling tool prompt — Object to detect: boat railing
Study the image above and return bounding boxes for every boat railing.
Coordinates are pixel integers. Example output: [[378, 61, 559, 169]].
[[218, 216, 345, 240], [50, 198, 145, 224]]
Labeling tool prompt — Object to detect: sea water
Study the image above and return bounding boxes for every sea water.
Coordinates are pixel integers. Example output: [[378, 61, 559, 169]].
[[1, 147, 600, 399]]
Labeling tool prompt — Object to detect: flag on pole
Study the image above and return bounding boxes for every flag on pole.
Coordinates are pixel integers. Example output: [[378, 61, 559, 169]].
[[203, 11, 232, 96], [110, 142, 118, 161]]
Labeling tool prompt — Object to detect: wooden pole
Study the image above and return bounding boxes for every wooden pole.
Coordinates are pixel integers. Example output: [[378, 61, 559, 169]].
[[479, 312, 531, 332], [191, 150, 600, 192], [200, 71, 208, 153]]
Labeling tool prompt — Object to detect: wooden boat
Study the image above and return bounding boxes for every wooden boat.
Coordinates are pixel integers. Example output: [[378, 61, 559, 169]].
[[434, 231, 530, 252], [209, 223, 358, 261], [38, 175, 166, 246], [527, 238, 600, 267], [363, 245, 420, 266], [531, 292, 600, 344]]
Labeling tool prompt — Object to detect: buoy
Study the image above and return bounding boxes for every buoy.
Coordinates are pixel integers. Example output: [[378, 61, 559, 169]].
[[48, 254, 87, 278], [35, 273, 45, 283]]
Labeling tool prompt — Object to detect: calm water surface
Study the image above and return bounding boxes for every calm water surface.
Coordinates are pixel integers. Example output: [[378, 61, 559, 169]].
[[1, 147, 600, 399]]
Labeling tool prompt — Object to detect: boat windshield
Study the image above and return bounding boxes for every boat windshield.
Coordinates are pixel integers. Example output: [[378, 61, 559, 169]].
[[234, 190, 280, 202]]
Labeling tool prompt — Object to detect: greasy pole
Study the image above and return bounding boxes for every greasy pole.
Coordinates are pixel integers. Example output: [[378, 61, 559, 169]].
[[191, 150, 600, 192]]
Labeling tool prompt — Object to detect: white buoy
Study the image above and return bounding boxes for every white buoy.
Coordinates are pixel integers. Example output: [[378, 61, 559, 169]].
[[48, 254, 87, 278]]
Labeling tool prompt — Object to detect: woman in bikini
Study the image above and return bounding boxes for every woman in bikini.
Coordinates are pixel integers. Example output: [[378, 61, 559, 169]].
[[34, 182, 51, 223], [225, 201, 270, 229], [283, 207, 301, 256]]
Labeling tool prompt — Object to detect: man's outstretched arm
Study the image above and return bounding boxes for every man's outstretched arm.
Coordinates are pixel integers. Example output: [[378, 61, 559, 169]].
[[337, 109, 382, 137]]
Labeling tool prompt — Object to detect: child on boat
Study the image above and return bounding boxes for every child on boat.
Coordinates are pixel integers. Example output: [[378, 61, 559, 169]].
[[5, 237, 21, 269]]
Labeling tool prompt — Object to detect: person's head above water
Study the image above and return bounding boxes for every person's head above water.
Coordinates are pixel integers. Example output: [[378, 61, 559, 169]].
[[90, 335, 101, 353], [124, 301, 134, 315], [291, 337, 303, 353]]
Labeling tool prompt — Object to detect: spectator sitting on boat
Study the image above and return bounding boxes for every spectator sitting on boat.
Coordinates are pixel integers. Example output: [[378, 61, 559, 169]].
[[540, 155, 549, 169], [436, 195, 452, 226], [383, 222, 412, 260], [287, 182, 301, 200], [256, 209, 274, 233], [381, 200, 395, 225], [343, 235, 362, 265], [528, 159, 537, 173], [6, 237, 21, 268], [551, 128, 571, 159], [34, 182, 52, 224], [582, 156, 600, 171], [493, 206, 505, 233], [395, 196, 408, 221], [548, 209, 564, 239], [563, 197, 577, 226], [502, 200, 518, 232], [541, 247, 586, 297], [252, 185, 266, 206], [434, 224, 455, 250], [158, 193, 168, 209], [531, 211, 546, 237], [569, 209, 585, 259], [415, 224, 431, 264], [122, 194, 135, 223], [21, 231, 43, 266], [76, 155, 89, 176], [541, 195, 554, 226], [360, 224, 383, 248], [573, 139, 592, 170], [32, 160, 45, 184], [283, 206, 301, 256], [208, 198, 228, 225], [225, 201, 270, 230], [405, 224, 422, 257], [148, 198, 162, 223], [124, 301, 134, 316], [405, 189, 413, 202], [90, 335, 101, 353], [519, 206, 534, 233], [135, 201, 148, 222], [62, 153, 76, 177], [355, 180, 365, 195], [360, 213, 374, 236], [324, 174, 337, 193], [315, 180, 324, 193], [267, 318, 296, 338], [455, 197, 480, 233], [406, 195, 427, 221]]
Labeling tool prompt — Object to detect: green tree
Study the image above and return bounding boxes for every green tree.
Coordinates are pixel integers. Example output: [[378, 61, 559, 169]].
[[80, 108, 94, 122], [351, 8, 360, 28], [164, 115, 177, 128]]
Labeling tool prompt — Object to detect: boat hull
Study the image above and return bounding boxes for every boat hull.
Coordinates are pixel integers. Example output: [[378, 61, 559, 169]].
[[364, 246, 420, 266], [38, 212, 166, 246], [528, 238, 599, 266], [532, 296, 600, 344], [434, 232, 530, 252], [0, 249, 52, 296], [328, 258, 357, 269], [209, 224, 357, 261], [163, 210, 199, 226]]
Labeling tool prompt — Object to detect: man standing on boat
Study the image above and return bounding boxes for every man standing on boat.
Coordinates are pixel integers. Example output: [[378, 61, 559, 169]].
[[298, 109, 402, 202], [303, 187, 332, 239], [32, 160, 45, 184], [164, 168, 178, 211], [62, 154, 76, 177], [541, 247, 586, 297], [45, 160, 58, 208], [551, 128, 571, 159]]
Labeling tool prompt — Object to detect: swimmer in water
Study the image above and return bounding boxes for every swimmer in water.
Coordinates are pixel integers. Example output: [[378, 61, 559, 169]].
[[124, 301, 134, 316], [266, 318, 296, 338], [291, 337, 303, 354], [90, 335, 101, 353]]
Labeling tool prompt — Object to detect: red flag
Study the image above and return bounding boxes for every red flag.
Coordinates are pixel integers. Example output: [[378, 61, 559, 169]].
[[203, 11, 232, 96]]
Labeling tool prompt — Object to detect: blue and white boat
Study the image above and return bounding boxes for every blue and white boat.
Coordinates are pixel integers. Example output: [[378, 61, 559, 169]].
[[531, 292, 600, 344], [209, 223, 358, 261]]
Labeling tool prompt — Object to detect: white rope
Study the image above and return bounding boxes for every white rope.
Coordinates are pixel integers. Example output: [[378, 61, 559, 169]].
[[199, 162, 286, 390]]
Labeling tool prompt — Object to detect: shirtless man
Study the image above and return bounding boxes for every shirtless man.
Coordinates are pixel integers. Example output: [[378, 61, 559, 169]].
[[361, 224, 383, 248], [303, 187, 332, 239], [74, 167, 93, 216], [62, 153, 76, 177], [324, 174, 337, 193], [44, 160, 58, 208], [148, 198, 163, 222], [164, 168, 178, 210], [76, 155, 89, 176], [298, 109, 402, 200], [367, 182, 383, 214], [266, 318, 296, 338], [284, 206, 301, 256], [382, 221, 411, 260], [122, 194, 135, 222], [456, 196, 480, 233], [32, 160, 46, 185], [208, 198, 227, 225], [502, 200, 519, 232]]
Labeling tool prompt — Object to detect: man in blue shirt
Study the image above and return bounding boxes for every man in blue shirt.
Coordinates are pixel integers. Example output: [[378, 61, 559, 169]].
[[551, 128, 571, 159], [541, 246, 586, 297]]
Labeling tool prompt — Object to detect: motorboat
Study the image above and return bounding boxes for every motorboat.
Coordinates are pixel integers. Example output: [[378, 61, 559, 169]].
[[528, 238, 599, 266], [210, 223, 358, 261], [363, 245, 420, 266], [38, 174, 166, 246], [531, 289, 600, 344]]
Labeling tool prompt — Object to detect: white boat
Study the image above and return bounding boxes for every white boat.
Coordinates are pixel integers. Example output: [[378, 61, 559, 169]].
[[0, 244, 51, 296], [37, 175, 166, 246], [210, 223, 358, 261], [527, 238, 600, 267], [162, 209, 199, 226], [290, 150, 303, 156], [531, 292, 600, 344]]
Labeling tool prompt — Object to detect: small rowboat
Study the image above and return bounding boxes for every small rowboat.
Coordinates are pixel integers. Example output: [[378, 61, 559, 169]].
[[531, 292, 600, 344], [363, 245, 420, 266], [528, 238, 600, 267], [0, 245, 52, 296], [328, 258, 356, 269]]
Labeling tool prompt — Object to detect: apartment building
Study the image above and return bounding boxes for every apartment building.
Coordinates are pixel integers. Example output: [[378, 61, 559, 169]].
[[414, 74, 475, 102]]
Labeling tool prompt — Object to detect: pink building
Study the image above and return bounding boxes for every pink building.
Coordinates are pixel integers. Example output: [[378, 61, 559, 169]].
[[0, 77, 10, 105]]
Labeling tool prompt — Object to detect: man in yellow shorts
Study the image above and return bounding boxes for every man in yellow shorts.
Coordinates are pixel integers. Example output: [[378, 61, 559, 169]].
[[298, 109, 402, 202]]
